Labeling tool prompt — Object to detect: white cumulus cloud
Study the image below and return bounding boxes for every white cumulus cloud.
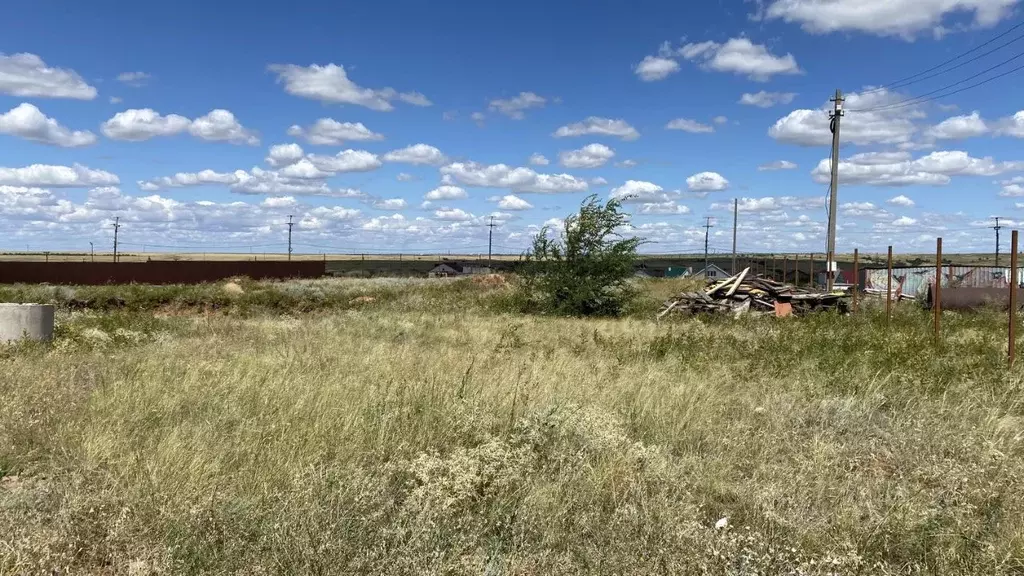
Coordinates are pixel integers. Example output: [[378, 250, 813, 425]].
[[529, 153, 550, 166], [758, 160, 798, 171], [679, 38, 801, 81], [488, 92, 546, 119], [425, 185, 468, 201], [609, 180, 674, 203], [665, 118, 715, 133], [553, 117, 640, 140], [0, 163, 119, 187], [740, 90, 797, 108], [811, 149, 1024, 186], [769, 87, 919, 147], [925, 111, 989, 140], [634, 55, 681, 81], [440, 162, 589, 194], [116, 71, 150, 87], [686, 171, 730, 191], [497, 194, 533, 210], [434, 207, 473, 221], [559, 143, 615, 168], [265, 143, 305, 167], [383, 144, 447, 165], [102, 108, 258, 144], [0, 53, 97, 99], [887, 194, 916, 207], [267, 63, 431, 111], [188, 109, 260, 145], [0, 103, 97, 147], [286, 118, 384, 145]]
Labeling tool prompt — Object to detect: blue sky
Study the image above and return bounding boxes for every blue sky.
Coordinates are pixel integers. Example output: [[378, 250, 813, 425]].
[[2, 0, 1024, 255]]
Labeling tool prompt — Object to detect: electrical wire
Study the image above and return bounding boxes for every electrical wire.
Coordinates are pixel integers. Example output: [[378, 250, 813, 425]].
[[858, 19, 1024, 95], [850, 49, 1024, 112]]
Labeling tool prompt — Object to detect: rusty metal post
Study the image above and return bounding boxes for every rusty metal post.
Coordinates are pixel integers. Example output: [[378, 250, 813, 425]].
[[783, 255, 789, 284], [853, 248, 859, 313], [886, 246, 893, 327], [771, 254, 776, 280], [795, 253, 800, 286], [934, 238, 942, 342], [1011, 230, 1018, 368], [809, 253, 815, 288]]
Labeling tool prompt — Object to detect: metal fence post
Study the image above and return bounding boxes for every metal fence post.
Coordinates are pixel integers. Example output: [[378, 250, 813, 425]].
[[1010, 230, 1018, 368], [853, 248, 859, 313], [886, 246, 893, 327], [934, 238, 942, 343]]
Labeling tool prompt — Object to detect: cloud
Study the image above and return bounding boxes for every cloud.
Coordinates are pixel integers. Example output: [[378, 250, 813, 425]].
[[109, 96, 122, 104], [887, 194, 916, 207], [590, 176, 608, 186], [553, 117, 640, 140], [811, 150, 1024, 186], [116, 71, 150, 87], [0, 163, 119, 187], [892, 216, 918, 226], [609, 180, 675, 203], [769, 87, 919, 146], [638, 201, 690, 214], [488, 92, 546, 119], [679, 38, 801, 80], [925, 111, 989, 140], [383, 143, 447, 165], [139, 170, 239, 189], [265, 143, 305, 167], [634, 55, 680, 81], [996, 111, 1024, 137], [763, 0, 1017, 38], [267, 63, 431, 110], [559, 143, 615, 168], [686, 171, 729, 191], [396, 172, 415, 182], [739, 90, 796, 108], [286, 118, 384, 145], [528, 153, 549, 166], [188, 109, 259, 145], [710, 195, 823, 212], [497, 194, 533, 210], [306, 150, 382, 173], [434, 207, 473, 221], [440, 162, 589, 194], [758, 160, 797, 171], [665, 118, 715, 133], [616, 159, 638, 168], [471, 112, 486, 126], [425, 185, 468, 201], [0, 53, 97, 99], [101, 108, 258, 145], [371, 198, 407, 210], [0, 103, 97, 147], [713, 116, 728, 125]]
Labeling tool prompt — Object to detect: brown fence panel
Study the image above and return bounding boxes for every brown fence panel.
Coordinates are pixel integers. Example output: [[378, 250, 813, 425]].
[[0, 261, 326, 285]]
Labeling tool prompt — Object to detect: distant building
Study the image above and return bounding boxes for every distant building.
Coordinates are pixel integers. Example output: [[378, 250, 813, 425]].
[[665, 266, 692, 278], [427, 262, 492, 277], [693, 263, 729, 279]]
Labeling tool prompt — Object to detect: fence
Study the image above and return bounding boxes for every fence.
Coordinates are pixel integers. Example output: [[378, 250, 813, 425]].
[[0, 261, 326, 285]]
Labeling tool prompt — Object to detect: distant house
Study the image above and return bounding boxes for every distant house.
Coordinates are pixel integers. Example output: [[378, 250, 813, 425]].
[[693, 263, 729, 279], [665, 266, 692, 278], [427, 262, 493, 277]]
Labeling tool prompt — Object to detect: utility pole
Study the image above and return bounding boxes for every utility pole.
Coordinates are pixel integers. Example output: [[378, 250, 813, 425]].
[[826, 88, 844, 291], [287, 215, 294, 261], [994, 216, 1003, 267], [703, 216, 714, 278], [731, 198, 738, 275], [112, 216, 120, 263], [487, 215, 497, 268]]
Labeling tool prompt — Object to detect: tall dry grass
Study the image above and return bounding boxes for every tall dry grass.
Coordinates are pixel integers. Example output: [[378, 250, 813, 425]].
[[1, 278, 1023, 574]]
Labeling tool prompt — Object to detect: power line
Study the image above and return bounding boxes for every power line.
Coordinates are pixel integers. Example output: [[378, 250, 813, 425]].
[[859, 19, 1024, 95], [850, 49, 1024, 112]]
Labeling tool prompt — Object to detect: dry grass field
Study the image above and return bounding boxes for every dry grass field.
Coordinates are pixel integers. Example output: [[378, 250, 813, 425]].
[[1, 277, 1023, 574]]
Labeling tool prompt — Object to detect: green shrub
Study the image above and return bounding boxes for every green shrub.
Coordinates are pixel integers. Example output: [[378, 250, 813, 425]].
[[519, 195, 643, 316]]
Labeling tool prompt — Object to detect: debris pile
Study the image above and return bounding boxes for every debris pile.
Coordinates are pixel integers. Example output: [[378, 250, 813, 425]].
[[658, 267, 851, 319]]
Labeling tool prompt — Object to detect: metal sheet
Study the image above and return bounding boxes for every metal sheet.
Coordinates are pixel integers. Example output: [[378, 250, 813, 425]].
[[863, 266, 1023, 299]]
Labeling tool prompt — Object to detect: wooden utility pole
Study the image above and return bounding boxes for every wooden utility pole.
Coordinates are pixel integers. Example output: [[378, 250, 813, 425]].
[[731, 199, 738, 275], [112, 216, 120, 263], [934, 238, 942, 342], [703, 217, 714, 278], [826, 89, 844, 291], [287, 215, 294, 261], [487, 216, 497, 268], [994, 217, 1003, 267]]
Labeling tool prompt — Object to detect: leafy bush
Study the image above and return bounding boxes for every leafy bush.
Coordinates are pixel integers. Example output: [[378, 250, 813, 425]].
[[519, 195, 643, 316]]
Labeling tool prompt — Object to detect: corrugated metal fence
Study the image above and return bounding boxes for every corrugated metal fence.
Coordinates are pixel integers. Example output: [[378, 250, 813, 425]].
[[0, 261, 326, 285], [863, 266, 1024, 298]]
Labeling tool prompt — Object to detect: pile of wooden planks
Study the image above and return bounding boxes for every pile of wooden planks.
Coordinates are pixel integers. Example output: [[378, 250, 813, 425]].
[[658, 267, 851, 319]]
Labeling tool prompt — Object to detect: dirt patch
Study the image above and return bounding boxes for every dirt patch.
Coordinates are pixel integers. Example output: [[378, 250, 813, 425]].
[[471, 274, 507, 288], [349, 296, 376, 305]]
